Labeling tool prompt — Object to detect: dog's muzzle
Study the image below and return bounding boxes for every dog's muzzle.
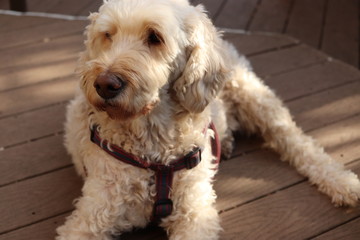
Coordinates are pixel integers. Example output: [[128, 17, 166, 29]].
[[94, 72, 125, 99]]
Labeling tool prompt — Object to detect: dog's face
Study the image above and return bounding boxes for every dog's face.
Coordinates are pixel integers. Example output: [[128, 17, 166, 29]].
[[79, 0, 227, 120]]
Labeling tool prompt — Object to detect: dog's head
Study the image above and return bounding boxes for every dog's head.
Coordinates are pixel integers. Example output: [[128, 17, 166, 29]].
[[79, 0, 227, 120]]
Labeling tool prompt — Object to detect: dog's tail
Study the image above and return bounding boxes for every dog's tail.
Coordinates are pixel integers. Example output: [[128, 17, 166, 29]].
[[220, 41, 360, 207]]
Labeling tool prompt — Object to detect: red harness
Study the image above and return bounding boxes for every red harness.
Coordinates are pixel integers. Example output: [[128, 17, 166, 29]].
[[90, 123, 221, 223]]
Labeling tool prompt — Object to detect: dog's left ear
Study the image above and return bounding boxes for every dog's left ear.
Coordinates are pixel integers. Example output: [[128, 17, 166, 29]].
[[173, 5, 228, 113]]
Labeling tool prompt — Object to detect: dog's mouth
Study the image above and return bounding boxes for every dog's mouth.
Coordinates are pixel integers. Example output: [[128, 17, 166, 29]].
[[94, 98, 159, 121]]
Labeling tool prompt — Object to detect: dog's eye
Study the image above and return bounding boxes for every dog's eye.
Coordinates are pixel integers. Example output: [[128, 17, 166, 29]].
[[147, 30, 163, 46], [104, 32, 112, 40]]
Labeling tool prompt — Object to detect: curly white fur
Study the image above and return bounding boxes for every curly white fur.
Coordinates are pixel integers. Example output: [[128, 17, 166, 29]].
[[56, 0, 360, 239]]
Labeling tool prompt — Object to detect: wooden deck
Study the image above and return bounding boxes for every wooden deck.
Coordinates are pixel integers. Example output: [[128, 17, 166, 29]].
[[0, 0, 360, 239], [1, 0, 359, 67]]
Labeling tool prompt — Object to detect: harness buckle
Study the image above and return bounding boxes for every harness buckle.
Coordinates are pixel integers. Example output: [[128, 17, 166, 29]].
[[185, 148, 201, 169], [153, 198, 173, 220]]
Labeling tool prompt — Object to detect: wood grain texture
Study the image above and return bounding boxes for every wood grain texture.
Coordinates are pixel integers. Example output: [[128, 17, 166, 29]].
[[248, 0, 292, 32], [77, 0, 103, 16], [0, 76, 76, 118], [0, 134, 71, 186], [215, 0, 259, 29], [314, 217, 360, 240], [288, 81, 360, 132], [0, 34, 82, 91], [0, 33, 82, 70], [0, 214, 68, 240], [265, 60, 360, 101], [321, 0, 359, 66], [0, 15, 58, 33], [286, 0, 326, 47], [24, 0, 95, 16], [224, 32, 297, 56], [249, 44, 326, 77], [0, 103, 67, 147], [45, 0, 94, 16], [310, 114, 360, 165], [0, 167, 82, 234], [219, 162, 360, 240], [0, 0, 9, 10], [215, 150, 304, 211], [0, 16, 86, 50], [191, 0, 226, 19]]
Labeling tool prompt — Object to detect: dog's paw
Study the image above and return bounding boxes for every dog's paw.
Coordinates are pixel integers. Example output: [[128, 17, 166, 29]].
[[220, 135, 234, 160], [319, 170, 360, 207]]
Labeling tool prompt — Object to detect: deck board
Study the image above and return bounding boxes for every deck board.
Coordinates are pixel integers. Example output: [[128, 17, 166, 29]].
[[220, 161, 360, 240], [0, 134, 70, 187], [0, 16, 86, 50], [0, 167, 82, 234], [1, 0, 358, 67], [25, 0, 96, 16], [215, 0, 258, 29], [0, 0, 9, 10], [313, 217, 360, 240], [0, 76, 75, 118], [265, 60, 360, 101], [1, 3, 360, 240], [249, 44, 326, 77], [191, 0, 226, 19], [0, 15, 58, 32], [223, 32, 298, 56], [77, 0, 102, 16], [0, 34, 81, 71], [0, 34, 82, 91], [321, 0, 359, 67], [0, 214, 68, 240], [248, 0, 292, 32], [310, 115, 360, 164], [0, 103, 67, 147], [45, 0, 93, 16], [285, 0, 326, 47], [288, 81, 360, 131]]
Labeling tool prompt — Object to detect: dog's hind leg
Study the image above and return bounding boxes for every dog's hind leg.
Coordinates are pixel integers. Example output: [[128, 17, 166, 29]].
[[220, 49, 360, 207]]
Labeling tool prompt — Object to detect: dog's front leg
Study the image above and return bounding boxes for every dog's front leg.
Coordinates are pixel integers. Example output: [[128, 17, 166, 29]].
[[165, 205, 220, 240], [162, 173, 221, 240], [224, 67, 360, 206], [56, 178, 127, 240]]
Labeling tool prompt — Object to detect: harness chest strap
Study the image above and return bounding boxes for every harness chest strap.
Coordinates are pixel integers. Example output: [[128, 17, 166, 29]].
[[90, 123, 220, 223]]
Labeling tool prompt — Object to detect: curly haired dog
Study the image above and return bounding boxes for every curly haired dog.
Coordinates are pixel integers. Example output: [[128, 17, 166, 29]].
[[56, 0, 360, 239]]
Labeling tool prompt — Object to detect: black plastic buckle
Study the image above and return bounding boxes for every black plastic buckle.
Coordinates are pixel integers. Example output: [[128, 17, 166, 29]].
[[153, 198, 173, 219], [184, 147, 201, 169]]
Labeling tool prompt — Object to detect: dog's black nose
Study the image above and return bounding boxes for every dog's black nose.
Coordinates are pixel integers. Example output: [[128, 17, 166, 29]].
[[94, 72, 124, 99]]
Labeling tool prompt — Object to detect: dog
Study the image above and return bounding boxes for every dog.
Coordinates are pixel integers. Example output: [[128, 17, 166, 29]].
[[56, 0, 360, 239]]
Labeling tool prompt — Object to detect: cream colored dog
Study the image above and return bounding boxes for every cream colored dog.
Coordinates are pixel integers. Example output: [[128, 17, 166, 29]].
[[56, 0, 360, 239]]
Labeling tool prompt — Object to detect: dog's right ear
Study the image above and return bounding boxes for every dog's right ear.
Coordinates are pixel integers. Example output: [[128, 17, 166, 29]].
[[172, 5, 228, 113]]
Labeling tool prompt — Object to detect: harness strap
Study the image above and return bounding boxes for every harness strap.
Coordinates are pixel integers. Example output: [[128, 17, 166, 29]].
[[147, 148, 202, 223], [91, 128, 150, 169], [152, 167, 174, 223], [90, 126, 203, 223]]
